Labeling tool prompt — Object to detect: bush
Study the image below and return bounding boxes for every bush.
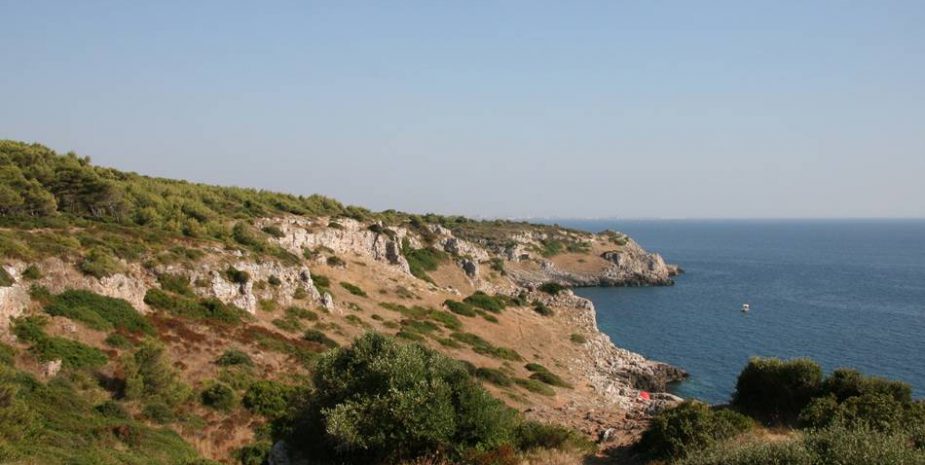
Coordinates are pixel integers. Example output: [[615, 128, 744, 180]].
[[450, 332, 522, 361], [78, 248, 123, 278], [402, 243, 448, 283], [513, 378, 555, 396], [0, 342, 15, 365], [463, 292, 507, 313], [224, 266, 250, 284], [123, 340, 190, 406], [157, 273, 194, 296], [732, 357, 822, 420], [525, 363, 572, 388], [0, 266, 13, 286], [514, 421, 594, 453], [303, 329, 338, 349], [22, 264, 42, 280], [215, 349, 253, 367], [142, 401, 176, 424], [261, 225, 285, 238], [44, 289, 154, 334], [144, 289, 248, 324], [326, 256, 346, 267], [569, 333, 586, 344], [94, 400, 131, 419], [285, 306, 318, 321], [475, 367, 513, 387], [639, 401, 752, 460], [444, 300, 477, 317], [243, 380, 297, 418], [820, 368, 912, 403], [339, 281, 367, 297], [237, 443, 271, 465], [311, 273, 331, 289], [292, 333, 519, 462], [104, 333, 134, 349], [12, 316, 108, 369], [532, 301, 553, 316], [538, 282, 567, 295], [200, 382, 236, 411]]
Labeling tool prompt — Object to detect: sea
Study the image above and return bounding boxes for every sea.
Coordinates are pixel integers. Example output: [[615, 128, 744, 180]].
[[552, 219, 925, 404]]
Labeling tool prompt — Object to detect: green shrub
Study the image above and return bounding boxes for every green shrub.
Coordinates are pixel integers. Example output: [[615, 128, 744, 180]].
[[12, 316, 108, 369], [94, 400, 131, 419], [514, 421, 594, 453], [339, 281, 367, 297], [215, 349, 253, 367], [243, 380, 297, 418], [820, 368, 912, 403], [144, 289, 248, 324], [514, 378, 555, 396], [200, 382, 236, 411], [428, 311, 463, 331], [311, 273, 331, 289], [104, 333, 134, 349], [261, 225, 285, 238], [639, 401, 752, 460], [677, 439, 812, 465], [525, 363, 572, 388], [285, 306, 318, 321], [450, 332, 522, 361], [78, 248, 123, 278], [267, 274, 282, 286], [123, 340, 190, 406], [444, 299, 477, 317], [0, 342, 16, 365], [224, 266, 250, 284], [45, 289, 154, 334], [292, 333, 518, 463], [326, 256, 346, 267], [732, 357, 822, 420], [272, 317, 304, 332], [489, 258, 505, 275], [0, 266, 13, 286], [157, 273, 194, 296], [142, 401, 176, 424], [403, 241, 448, 282], [21, 264, 42, 280], [569, 333, 587, 344], [532, 301, 553, 316], [237, 443, 271, 465], [475, 367, 513, 387], [538, 282, 567, 295], [303, 329, 338, 349], [463, 292, 507, 313]]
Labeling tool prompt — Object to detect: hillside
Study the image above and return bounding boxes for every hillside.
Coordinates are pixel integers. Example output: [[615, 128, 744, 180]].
[[0, 140, 686, 464]]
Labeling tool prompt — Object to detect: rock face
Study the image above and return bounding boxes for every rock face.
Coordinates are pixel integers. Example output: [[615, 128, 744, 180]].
[[262, 217, 414, 275], [0, 264, 29, 333], [598, 240, 681, 286], [556, 291, 687, 413], [158, 259, 323, 314], [507, 238, 680, 288]]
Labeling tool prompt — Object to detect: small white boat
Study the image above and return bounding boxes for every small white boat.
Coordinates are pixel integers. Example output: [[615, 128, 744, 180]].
[[741, 303, 750, 313]]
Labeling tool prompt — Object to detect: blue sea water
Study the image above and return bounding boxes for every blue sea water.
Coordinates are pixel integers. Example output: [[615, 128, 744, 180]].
[[555, 219, 925, 404]]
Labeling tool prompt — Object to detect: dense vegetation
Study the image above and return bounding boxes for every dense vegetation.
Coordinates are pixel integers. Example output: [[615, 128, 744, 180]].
[[283, 332, 590, 464], [640, 356, 925, 464]]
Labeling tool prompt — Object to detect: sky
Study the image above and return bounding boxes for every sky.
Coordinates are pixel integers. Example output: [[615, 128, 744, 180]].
[[1, 1, 923, 219]]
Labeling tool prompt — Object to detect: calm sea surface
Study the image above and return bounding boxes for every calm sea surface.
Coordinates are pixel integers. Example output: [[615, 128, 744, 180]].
[[553, 220, 925, 404]]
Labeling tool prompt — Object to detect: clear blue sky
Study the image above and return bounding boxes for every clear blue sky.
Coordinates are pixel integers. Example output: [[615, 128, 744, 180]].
[[2, 1, 923, 219]]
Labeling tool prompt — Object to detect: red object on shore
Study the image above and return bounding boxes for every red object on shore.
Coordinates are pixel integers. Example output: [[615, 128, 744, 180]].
[[640, 391, 650, 400]]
